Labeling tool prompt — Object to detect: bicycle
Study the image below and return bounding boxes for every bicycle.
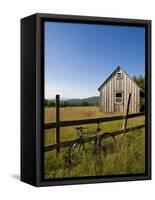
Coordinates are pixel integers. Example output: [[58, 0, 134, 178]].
[[68, 124, 116, 164]]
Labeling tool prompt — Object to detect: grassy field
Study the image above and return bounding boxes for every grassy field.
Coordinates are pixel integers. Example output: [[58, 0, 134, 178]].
[[44, 106, 145, 179]]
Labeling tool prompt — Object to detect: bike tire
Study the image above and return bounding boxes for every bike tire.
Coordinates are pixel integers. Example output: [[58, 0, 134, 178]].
[[100, 133, 116, 155], [68, 140, 83, 164]]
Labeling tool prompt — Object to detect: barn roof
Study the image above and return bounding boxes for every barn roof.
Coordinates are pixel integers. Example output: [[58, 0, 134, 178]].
[[98, 66, 142, 91]]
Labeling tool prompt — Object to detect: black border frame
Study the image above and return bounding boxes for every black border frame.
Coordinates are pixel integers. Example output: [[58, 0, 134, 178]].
[[21, 13, 151, 187]]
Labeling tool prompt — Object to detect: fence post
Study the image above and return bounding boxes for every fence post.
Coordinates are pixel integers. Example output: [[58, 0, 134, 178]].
[[122, 93, 131, 132], [56, 94, 60, 154]]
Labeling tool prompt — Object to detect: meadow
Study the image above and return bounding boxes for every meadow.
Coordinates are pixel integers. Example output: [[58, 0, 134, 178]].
[[44, 106, 145, 179]]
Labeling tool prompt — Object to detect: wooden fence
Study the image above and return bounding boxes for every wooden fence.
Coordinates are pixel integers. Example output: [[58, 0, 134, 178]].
[[44, 94, 145, 153]]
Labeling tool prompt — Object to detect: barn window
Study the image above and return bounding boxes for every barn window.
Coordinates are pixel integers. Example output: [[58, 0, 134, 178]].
[[116, 72, 123, 79], [115, 92, 123, 104]]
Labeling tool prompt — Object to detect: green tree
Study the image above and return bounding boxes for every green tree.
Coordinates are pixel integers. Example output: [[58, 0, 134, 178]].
[[133, 75, 145, 111], [133, 75, 145, 91], [81, 101, 89, 106], [44, 99, 55, 107]]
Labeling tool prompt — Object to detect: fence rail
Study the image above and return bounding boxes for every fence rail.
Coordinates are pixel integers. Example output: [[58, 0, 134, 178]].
[[44, 112, 145, 130], [44, 124, 145, 152], [44, 95, 145, 153]]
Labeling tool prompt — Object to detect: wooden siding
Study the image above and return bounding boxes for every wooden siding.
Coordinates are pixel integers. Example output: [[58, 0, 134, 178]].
[[100, 68, 140, 113]]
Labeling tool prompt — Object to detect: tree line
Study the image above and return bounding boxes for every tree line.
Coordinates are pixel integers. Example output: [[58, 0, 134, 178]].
[[44, 99, 99, 107]]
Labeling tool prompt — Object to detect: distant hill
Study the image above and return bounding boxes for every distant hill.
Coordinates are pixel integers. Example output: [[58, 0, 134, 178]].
[[65, 96, 99, 105], [45, 96, 99, 107]]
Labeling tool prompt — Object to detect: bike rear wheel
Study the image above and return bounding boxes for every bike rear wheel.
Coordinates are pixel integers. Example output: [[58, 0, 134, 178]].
[[100, 133, 116, 155]]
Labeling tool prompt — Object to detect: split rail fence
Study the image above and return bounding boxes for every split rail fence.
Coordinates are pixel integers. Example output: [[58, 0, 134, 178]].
[[44, 94, 145, 154]]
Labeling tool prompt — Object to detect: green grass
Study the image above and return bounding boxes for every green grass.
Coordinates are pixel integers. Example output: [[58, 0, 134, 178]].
[[44, 106, 145, 179]]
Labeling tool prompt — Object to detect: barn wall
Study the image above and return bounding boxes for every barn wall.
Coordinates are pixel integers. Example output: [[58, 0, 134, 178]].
[[100, 69, 140, 113]]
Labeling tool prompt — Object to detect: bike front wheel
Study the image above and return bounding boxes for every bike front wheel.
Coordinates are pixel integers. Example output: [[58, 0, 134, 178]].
[[69, 140, 83, 164]]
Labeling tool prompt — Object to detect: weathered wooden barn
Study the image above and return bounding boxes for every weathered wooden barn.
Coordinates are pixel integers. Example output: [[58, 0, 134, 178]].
[[98, 66, 142, 113]]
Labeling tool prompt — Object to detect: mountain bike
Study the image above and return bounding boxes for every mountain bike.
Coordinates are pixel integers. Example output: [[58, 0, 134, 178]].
[[68, 124, 116, 164]]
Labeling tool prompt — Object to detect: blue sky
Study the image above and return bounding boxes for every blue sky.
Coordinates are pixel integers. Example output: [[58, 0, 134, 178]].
[[45, 21, 145, 99]]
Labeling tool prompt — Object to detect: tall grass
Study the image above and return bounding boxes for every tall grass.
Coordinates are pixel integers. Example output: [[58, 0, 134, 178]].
[[44, 106, 145, 179]]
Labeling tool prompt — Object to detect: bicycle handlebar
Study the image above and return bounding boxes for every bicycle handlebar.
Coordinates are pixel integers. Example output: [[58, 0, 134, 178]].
[[75, 127, 87, 130]]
